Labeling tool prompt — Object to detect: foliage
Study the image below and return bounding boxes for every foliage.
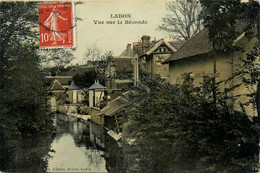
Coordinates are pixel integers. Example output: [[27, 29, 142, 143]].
[[0, 2, 55, 170], [158, 0, 202, 40], [228, 41, 260, 110], [199, 0, 259, 50], [94, 51, 113, 84], [123, 73, 259, 173], [84, 46, 114, 83], [39, 48, 75, 68], [73, 70, 101, 88]]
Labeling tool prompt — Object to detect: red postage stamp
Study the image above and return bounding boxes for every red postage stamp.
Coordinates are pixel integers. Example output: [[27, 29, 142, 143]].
[[39, 2, 75, 49]]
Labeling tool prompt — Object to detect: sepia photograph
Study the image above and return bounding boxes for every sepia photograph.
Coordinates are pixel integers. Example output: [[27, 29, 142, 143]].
[[0, 0, 260, 172]]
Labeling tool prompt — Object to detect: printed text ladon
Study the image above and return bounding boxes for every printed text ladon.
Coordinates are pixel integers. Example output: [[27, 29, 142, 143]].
[[110, 14, 131, 18]]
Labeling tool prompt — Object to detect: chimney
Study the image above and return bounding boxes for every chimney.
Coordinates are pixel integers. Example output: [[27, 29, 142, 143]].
[[127, 44, 131, 50], [126, 44, 131, 56], [152, 37, 157, 43], [141, 35, 151, 52]]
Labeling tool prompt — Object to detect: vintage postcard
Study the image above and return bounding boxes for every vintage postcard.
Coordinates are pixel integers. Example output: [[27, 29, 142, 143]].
[[0, 0, 259, 173]]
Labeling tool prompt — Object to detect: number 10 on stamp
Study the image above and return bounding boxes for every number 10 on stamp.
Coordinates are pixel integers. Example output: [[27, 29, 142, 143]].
[[39, 2, 75, 49]]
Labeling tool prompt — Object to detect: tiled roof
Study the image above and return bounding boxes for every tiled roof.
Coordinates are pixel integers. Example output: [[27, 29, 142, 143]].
[[46, 76, 73, 87], [120, 48, 137, 57], [164, 21, 249, 63], [132, 37, 184, 56], [168, 40, 186, 50], [57, 78, 73, 85], [51, 79, 65, 90], [100, 91, 130, 116], [68, 82, 80, 90], [88, 81, 106, 90], [164, 28, 213, 63], [113, 57, 134, 73], [141, 39, 177, 56]]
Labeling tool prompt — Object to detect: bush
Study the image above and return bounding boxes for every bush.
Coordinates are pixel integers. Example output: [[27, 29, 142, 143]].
[[123, 73, 259, 173]]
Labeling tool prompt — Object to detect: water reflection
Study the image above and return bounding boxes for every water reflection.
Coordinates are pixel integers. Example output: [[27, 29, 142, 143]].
[[0, 134, 53, 172], [0, 113, 139, 173], [47, 114, 107, 173]]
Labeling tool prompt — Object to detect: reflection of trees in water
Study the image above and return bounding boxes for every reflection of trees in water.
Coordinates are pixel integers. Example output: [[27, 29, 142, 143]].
[[103, 136, 178, 173], [0, 135, 54, 172], [104, 136, 125, 173], [133, 141, 176, 173], [70, 121, 91, 148], [103, 136, 142, 173], [55, 114, 175, 172]]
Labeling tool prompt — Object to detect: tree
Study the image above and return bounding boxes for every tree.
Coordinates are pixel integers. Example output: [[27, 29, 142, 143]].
[[199, 0, 259, 103], [200, 0, 245, 50], [39, 48, 75, 68], [123, 73, 259, 172], [95, 51, 113, 83], [158, 0, 202, 40], [84, 46, 113, 83], [0, 2, 55, 170], [73, 70, 99, 88], [84, 44, 102, 62]]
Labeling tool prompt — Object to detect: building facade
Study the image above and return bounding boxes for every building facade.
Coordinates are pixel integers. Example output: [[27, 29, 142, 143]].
[[164, 28, 258, 116]]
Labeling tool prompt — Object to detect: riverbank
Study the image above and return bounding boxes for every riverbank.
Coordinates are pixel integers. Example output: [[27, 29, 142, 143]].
[[67, 113, 91, 121], [64, 112, 124, 143]]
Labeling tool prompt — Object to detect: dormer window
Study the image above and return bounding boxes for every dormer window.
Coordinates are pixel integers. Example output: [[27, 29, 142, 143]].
[[158, 47, 168, 53]]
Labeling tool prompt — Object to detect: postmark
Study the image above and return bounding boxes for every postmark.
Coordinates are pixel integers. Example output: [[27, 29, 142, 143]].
[[39, 2, 75, 49]]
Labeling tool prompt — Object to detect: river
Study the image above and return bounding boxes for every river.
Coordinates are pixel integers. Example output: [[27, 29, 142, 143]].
[[0, 113, 138, 173], [47, 114, 108, 172], [46, 113, 135, 173]]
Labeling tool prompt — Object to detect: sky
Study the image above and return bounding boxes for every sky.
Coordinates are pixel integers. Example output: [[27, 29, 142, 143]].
[[72, 1, 170, 64]]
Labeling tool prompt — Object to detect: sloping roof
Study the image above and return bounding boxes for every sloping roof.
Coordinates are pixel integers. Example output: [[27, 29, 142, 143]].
[[45, 76, 73, 86], [100, 91, 130, 116], [68, 82, 80, 90], [132, 37, 184, 56], [141, 39, 177, 56], [88, 81, 106, 90], [168, 40, 186, 50], [120, 47, 137, 57], [164, 21, 249, 63], [164, 28, 212, 63], [113, 57, 134, 72], [57, 78, 73, 86], [51, 79, 65, 90]]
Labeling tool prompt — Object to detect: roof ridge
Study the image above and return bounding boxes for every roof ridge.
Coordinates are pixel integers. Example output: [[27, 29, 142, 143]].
[[68, 82, 80, 90], [88, 81, 106, 90], [163, 28, 212, 63]]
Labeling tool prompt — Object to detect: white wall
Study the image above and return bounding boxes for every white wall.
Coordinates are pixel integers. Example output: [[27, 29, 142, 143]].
[[89, 90, 105, 107]]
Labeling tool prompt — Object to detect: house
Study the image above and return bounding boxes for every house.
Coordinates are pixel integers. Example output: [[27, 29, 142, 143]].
[[163, 27, 258, 115], [49, 79, 66, 111], [120, 43, 138, 57], [104, 43, 138, 101], [105, 56, 135, 91], [90, 91, 131, 131], [88, 80, 106, 108], [67, 82, 85, 104], [101, 91, 131, 132], [133, 35, 184, 80], [50, 79, 65, 94], [46, 76, 73, 89]]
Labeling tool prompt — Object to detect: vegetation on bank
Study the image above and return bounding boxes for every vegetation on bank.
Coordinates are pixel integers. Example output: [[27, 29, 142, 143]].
[[123, 73, 259, 173], [122, 1, 260, 172], [0, 2, 73, 171]]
